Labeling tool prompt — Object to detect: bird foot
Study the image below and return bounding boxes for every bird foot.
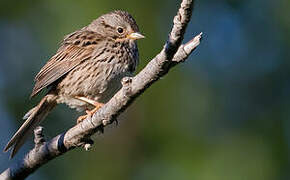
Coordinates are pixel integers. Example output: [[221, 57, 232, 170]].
[[77, 102, 104, 124], [77, 114, 88, 124]]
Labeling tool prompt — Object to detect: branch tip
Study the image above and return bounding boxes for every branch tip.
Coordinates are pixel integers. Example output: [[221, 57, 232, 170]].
[[82, 138, 94, 151], [121, 76, 133, 96], [183, 32, 203, 54], [84, 144, 92, 151], [102, 119, 111, 126], [34, 126, 45, 147], [121, 77, 132, 87]]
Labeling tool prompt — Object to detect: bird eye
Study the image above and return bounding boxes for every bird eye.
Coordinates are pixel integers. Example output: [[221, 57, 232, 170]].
[[117, 27, 124, 34]]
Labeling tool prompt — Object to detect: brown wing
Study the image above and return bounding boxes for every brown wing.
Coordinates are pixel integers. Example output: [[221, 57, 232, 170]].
[[31, 30, 101, 97]]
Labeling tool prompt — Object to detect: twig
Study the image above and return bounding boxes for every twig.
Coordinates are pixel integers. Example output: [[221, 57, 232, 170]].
[[0, 0, 202, 179]]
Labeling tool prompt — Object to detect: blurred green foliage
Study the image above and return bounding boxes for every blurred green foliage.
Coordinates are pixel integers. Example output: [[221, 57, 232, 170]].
[[0, 0, 290, 179]]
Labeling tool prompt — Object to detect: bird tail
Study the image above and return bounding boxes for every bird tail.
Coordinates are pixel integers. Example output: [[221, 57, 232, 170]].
[[3, 94, 57, 158]]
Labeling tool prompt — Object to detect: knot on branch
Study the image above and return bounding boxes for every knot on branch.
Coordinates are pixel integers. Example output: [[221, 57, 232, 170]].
[[121, 77, 132, 96], [34, 126, 45, 150], [102, 116, 117, 126]]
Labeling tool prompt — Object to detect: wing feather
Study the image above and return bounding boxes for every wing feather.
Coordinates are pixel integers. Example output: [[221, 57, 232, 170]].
[[31, 30, 100, 97]]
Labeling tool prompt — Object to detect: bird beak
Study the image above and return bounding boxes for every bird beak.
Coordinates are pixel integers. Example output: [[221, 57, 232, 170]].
[[127, 32, 145, 40]]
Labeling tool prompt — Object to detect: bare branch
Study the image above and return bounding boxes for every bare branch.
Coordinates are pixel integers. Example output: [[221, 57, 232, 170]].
[[0, 0, 202, 179]]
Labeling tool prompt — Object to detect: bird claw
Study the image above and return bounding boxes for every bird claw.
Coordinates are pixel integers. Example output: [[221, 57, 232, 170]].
[[76, 104, 104, 124], [77, 114, 90, 124], [75, 96, 104, 124]]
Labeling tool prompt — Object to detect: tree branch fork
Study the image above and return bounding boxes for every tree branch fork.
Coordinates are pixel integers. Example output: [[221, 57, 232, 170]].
[[0, 0, 202, 179]]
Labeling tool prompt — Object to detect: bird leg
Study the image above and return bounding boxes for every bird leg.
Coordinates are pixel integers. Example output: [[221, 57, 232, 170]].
[[75, 96, 104, 124]]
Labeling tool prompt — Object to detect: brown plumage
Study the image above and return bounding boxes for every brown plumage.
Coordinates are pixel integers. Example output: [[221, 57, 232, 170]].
[[4, 10, 144, 158]]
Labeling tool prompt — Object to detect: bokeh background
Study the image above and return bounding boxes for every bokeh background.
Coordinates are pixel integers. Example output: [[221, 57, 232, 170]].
[[0, 0, 290, 179]]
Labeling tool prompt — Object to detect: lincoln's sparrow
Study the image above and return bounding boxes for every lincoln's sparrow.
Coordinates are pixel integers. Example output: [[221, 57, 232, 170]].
[[4, 10, 144, 158]]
